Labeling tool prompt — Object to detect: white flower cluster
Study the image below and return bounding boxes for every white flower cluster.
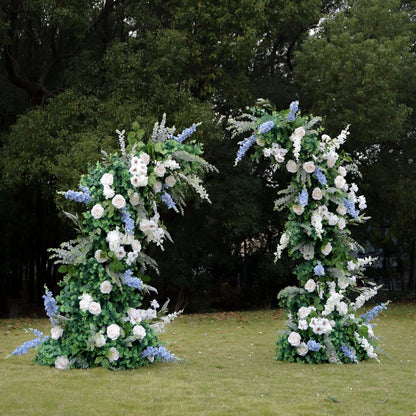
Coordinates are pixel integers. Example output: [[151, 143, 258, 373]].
[[350, 287, 378, 310], [105, 227, 142, 265], [125, 307, 157, 325], [139, 212, 165, 246], [100, 173, 116, 199], [309, 317, 333, 335], [130, 153, 150, 188], [289, 127, 305, 161], [274, 232, 290, 259], [354, 332, 378, 360], [79, 293, 101, 316], [263, 143, 288, 163]]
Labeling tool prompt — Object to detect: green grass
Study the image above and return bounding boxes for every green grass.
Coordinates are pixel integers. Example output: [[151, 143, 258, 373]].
[[1, 303, 415, 416]]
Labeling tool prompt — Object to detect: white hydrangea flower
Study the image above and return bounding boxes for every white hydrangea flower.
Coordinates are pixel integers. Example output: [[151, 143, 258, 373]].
[[79, 293, 93, 312]]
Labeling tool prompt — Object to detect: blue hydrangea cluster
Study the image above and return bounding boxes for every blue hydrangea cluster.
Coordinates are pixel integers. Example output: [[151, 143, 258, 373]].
[[296, 189, 309, 207], [141, 345, 175, 362], [287, 101, 299, 121], [121, 208, 135, 234], [123, 270, 143, 290], [314, 168, 327, 186], [42, 290, 58, 324], [343, 197, 360, 220], [11, 329, 48, 356], [258, 120, 275, 134], [340, 344, 357, 362], [235, 135, 256, 165], [360, 303, 387, 325], [64, 187, 92, 204], [174, 123, 197, 143], [307, 339, 322, 352], [314, 261, 325, 276], [161, 192, 176, 210]]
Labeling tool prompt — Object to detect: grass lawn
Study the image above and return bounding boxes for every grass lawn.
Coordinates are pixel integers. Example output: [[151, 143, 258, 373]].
[[0, 302, 415, 416]]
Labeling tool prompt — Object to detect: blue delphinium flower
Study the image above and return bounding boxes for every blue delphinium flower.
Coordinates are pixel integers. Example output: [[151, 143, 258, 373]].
[[314, 168, 327, 186], [360, 303, 387, 325], [235, 135, 256, 165], [161, 192, 176, 210], [141, 346, 175, 362], [42, 289, 58, 324], [258, 120, 275, 134], [11, 329, 48, 356], [314, 261, 325, 276], [307, 339, 322, 352], [296, 189, 309, 207], [174, 124, 197, 143], [287, 101, 299, 121], [64, 187, 92, 204], [123, 270, 143, 290], [343, 197, 360, 220], [121, 207, 135, 234], [340, 344, 357, 362]]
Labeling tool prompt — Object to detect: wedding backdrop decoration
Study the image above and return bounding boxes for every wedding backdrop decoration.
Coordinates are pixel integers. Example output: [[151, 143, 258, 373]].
[[230, 101, 386, 363], [11, 116, 215, 369]]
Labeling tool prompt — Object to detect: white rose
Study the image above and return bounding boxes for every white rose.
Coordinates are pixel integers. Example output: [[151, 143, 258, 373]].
[[91, 204, 104, 219], [100, 173, 114, 186], [107, 324, 121, 341], [286, 160, 298, 173], [327, 213, 339, 226], [88, 301, 102, 316], [153, 181, 162, 193], [100, 280, 113, 294], [51, 326, 64, 340], [293, 127, 306, 139], [95, 334, 106, 347], [126, 251, 138, 265], [288, 331, 301, 347], [311, 188, 322, 201], [298, 306, 311, 319], [297, 342, 309, 356], [131, 239, 142, 253], [132, 325, 146, 340], [321, 242, 332, 256], [108, 347, 120, 363], [127, 308, 142, 325], [54, 356, 69, 370], [112, 194, 126, 209], [165, 175, 176, 188], [154, 163, 166, 177], [338, 166, 347, 177], [94, 249, 107, 263], [140, 152, 150, 165], [336, 204, 347, 215], [303, 161, 315, 174], [136, 175, 149, 187], [338, 217, 346, 229], [334, 175, 346, 189], [305, 279, 316, 293], [293, 204, 304, 215], [103, 185, 115, 199]]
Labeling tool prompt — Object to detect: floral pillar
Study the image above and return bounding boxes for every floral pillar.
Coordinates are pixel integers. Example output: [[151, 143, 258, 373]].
[[231, 101, 386, 363], [12, 116, 215, 369]]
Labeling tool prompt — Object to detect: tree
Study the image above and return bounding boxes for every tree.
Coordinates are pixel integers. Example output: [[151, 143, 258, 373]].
[[293, 0, 416, 291]]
